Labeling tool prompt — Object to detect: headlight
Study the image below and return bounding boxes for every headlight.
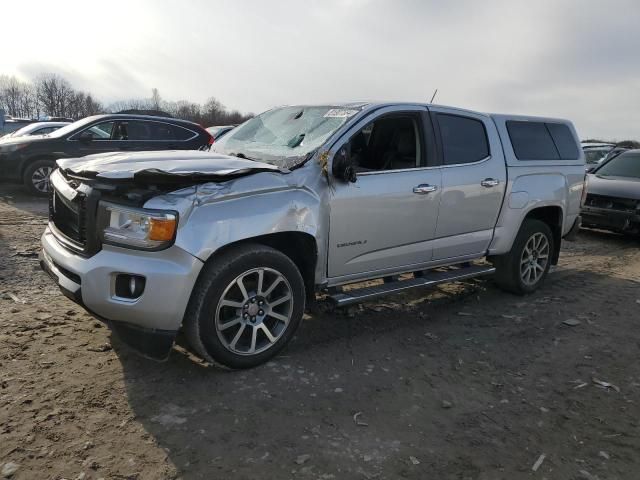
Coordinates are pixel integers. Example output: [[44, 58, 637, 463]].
[[98, 202, 178, 250], [0, 143, 29, 153]]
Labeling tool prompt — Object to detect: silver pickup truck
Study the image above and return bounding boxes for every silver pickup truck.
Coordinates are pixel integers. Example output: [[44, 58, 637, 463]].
[[40, 102, 585, 368]]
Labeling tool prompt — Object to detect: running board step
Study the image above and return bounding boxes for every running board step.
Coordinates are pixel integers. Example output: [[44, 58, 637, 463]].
[[329, 265, 496, 307]]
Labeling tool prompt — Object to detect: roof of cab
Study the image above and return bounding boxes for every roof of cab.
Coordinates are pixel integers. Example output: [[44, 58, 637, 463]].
[[275, 101, 575, 125]]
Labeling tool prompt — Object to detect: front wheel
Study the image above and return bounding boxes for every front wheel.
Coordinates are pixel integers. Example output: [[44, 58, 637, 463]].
[[184, 244, 306, 369], [492, 219, 554, 295], [24, 160, 56, 196]]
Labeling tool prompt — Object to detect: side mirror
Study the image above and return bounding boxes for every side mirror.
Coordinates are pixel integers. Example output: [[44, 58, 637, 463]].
[[332, 145, 357, 183], [78, 132, 93, 142]]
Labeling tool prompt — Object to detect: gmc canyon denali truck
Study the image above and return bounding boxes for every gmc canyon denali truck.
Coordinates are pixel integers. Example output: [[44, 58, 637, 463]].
[[40, 102, 585, 368]]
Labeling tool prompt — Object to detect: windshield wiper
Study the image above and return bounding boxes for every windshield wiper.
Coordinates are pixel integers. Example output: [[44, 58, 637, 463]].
[[287, 133, 305, 148], [229, 152, 261, 162]]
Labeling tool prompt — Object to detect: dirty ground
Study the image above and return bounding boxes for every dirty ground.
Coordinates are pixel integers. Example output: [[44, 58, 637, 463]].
[[1, 184, 639, 480]]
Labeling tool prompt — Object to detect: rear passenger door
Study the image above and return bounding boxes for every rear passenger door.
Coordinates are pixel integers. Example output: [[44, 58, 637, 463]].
[[430, 108, 506, 260]]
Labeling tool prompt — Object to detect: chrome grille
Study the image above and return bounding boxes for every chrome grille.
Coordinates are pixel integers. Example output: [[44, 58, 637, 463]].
[[50, 185, 87, 248]]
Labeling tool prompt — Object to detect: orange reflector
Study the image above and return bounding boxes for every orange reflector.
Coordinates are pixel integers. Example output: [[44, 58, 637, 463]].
[[149, 217, 176, 241]]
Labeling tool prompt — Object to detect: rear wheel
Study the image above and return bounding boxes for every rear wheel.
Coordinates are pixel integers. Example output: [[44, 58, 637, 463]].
[[493, 219, 554, 295], [24, 160, 55, 196], [184, 244, 305, 369]]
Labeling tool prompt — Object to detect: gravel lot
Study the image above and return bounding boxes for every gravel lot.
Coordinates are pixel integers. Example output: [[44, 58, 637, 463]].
[[1, 184, 639, 480]]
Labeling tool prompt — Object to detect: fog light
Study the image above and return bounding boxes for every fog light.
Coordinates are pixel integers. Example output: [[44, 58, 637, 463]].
[[115, 274, 145, 299]]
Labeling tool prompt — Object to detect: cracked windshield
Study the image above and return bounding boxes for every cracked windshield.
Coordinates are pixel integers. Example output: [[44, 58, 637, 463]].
[[213, 105, 361, 169]]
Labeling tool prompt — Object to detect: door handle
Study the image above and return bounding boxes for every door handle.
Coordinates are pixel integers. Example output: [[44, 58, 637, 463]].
[[413, 184, 438, 194], [481, 178, 500, 188]]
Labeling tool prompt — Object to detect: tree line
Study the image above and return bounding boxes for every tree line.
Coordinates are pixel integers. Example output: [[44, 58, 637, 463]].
[[583, 138, 640, 149], [0, 74, 253, 126]]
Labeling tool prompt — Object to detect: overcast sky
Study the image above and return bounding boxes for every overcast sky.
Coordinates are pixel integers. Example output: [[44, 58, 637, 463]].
[[3, 0, 639, 139]]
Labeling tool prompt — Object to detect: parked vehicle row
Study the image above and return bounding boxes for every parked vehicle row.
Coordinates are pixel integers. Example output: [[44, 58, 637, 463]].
[[582, 141, 615, 168], [0, 114, 213, 195], [581, 149, 640, 235], [39, 101, 585, 368], [0, 121, 70, 139], [0, 117, 34, 137], [0, 116, 73, 137]]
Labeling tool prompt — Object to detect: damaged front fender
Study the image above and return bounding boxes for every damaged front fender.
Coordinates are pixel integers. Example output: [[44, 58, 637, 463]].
[[144, 167, 324, 263]]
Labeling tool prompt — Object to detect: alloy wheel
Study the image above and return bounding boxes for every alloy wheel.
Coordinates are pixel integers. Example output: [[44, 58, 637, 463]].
[[215, 267, 294, 355], [520, 232, 550, 286], [31, 166, 53, 193]]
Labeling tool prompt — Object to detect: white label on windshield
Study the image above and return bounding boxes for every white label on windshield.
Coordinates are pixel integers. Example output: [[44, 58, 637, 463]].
[[324, 109, 359, 118]]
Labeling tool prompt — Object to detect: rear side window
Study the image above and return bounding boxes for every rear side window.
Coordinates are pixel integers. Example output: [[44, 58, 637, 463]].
[[507, 121, 578, 160], [546, 123, 579, 159], [150, 123, 195, 141], [436, 113, 489, 165], [118, 121, 196, 141]]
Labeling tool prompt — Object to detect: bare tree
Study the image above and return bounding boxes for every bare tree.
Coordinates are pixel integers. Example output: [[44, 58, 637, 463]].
[[0, 76, 39, 118], [1, 72, 253, 124], [35, 74, 76, 118], [169, 100, 201, 121], [151, 88, 162, 111], [107, 98, 153, 113], [202, 97, 227, 125]]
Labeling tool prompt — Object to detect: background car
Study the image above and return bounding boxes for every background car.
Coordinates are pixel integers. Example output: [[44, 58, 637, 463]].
[[206, 124, 237, 141], [582, 142, 615, 170], [0, 117, 33, 137], [1, 121, 71, 139], [0, 114, 213, 195], [598, 146, 629, 165], [582, 149, 640, 235]]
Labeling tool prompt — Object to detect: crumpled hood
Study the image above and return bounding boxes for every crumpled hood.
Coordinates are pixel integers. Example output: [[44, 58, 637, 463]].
[[56, 150, 281, 180], [587, 174, 640, 200]]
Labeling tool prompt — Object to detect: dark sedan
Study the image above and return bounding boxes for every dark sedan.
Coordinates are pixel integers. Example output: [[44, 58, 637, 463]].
[[0, 114, 213, 195], [582, 150, 640, 235]]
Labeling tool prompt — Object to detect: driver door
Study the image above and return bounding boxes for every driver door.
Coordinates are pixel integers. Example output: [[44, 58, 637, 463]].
[[327, 106, 442, 280]]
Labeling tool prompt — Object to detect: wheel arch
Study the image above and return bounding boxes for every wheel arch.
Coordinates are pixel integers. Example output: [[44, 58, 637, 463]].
[[523, 205, 563, 265], [201, 232, 319, 304], [20, 155, 58, 178]]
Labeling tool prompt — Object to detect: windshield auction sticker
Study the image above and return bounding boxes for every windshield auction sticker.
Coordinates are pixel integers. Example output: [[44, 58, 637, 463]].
[[323, 109, 359, 118]]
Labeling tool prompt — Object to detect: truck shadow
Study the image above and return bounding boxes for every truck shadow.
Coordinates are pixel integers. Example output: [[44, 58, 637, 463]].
[[111, 267, 640, 479], [0, 184, 49, 217]]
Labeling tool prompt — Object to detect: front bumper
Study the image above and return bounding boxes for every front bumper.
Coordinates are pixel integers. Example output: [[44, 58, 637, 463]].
[[40, 227, 204, 360], [581, 206, 640, 233]]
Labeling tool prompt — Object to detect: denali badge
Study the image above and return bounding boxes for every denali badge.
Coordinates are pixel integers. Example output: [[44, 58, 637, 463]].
[[337, 240, 367, 248]]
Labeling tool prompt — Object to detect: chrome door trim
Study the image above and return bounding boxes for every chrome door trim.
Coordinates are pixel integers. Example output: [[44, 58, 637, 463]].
[[440, 155, 492, 168]]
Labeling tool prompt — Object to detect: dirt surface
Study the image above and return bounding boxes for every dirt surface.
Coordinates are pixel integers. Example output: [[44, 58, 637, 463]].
[[1, 184, 639, 480]]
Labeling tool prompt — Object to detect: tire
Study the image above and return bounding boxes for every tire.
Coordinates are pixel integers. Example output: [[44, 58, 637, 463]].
[[492, 219, 554, 295], [23, 160, 56, 196], [184, 244, 306, 369]]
